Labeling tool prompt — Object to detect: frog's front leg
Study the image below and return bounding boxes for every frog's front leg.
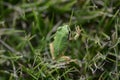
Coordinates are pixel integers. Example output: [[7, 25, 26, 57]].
[[74, 26, 81, 40], [69, 26, 81, 40]]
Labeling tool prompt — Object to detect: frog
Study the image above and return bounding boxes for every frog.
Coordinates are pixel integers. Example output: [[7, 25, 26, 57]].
[[49, 25, 81, 63]]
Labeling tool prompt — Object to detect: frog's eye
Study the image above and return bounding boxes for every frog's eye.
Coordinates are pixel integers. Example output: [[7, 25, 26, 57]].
[[68, 31, 71, 39], [68, 30, 70, 35], [57, 27, 62, 31]]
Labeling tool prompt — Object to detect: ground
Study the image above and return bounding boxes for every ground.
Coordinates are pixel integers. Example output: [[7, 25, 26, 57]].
[[0, 0, 120, 80]]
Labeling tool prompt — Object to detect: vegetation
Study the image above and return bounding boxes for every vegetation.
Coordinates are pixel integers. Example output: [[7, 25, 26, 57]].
[[0, 0, 120, 80]]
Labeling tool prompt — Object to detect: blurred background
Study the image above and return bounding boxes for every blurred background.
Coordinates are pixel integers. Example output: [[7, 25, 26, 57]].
[[0, 0, 120, 80]]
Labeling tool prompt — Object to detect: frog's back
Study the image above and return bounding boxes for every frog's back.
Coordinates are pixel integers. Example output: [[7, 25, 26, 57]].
[[53, 25, 69, 57]]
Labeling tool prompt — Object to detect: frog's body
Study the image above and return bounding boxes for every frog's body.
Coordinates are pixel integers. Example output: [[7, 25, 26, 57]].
[[53, 25, 69, 59], [50, 25, 81, 61]]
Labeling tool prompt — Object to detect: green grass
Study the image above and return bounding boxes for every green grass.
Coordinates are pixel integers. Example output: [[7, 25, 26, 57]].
[[0, 0, 120, 80]]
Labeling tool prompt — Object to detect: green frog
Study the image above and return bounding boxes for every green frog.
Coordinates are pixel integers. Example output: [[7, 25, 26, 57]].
[[49, 25, 81, 63]]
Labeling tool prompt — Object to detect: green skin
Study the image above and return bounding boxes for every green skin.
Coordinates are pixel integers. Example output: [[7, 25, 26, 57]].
[[53, 25, 70, 59], [51, 25, 80, 61]]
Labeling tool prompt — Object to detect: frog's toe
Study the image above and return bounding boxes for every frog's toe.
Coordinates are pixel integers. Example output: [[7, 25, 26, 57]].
[[61, 56, 71, 61]]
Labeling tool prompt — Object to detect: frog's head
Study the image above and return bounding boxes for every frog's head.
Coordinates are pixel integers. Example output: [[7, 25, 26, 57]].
[[57, 25, 70, 35]]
